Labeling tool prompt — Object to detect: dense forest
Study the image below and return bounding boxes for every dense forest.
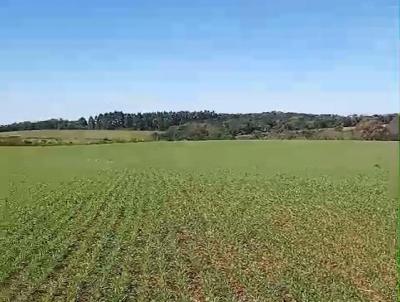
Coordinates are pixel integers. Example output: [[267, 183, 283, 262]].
[[0, 111, 398, 141]]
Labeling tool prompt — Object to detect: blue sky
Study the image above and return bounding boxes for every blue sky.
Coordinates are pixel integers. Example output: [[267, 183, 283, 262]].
[[0, 0, 398, 123]]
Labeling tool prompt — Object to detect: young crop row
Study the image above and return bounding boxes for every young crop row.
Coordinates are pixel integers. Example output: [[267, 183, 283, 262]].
[[0, 168, 396, 301]]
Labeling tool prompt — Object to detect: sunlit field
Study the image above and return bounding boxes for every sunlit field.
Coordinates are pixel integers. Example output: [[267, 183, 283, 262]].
[[0, 140, 397, 301]]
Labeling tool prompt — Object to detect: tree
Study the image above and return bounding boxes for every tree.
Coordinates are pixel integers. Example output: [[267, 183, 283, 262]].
[[77, 117, 88, 128], [88, 116, 95, 130], [124, 114, 133, 128]]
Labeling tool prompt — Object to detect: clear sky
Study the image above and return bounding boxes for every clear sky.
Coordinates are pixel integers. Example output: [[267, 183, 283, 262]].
[[0, 0, 398, 123]]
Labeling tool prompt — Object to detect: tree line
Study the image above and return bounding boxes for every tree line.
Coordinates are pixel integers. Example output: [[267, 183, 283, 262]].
[[0, 110, 398, 140]]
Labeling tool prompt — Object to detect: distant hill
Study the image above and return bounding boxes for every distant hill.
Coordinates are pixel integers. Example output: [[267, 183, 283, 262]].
[[0, 111, 398, 142]]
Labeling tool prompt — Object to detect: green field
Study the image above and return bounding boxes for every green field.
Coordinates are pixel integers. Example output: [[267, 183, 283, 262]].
[[0, 130, 155, 145], [0, 141, 397, 301]]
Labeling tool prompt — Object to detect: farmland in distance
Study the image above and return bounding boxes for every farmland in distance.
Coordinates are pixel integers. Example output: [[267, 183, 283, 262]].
[[0, 130, 156, 146], [0, 140, 397, 301]]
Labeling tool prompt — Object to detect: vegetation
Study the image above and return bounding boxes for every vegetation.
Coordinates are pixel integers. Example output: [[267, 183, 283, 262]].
[[0, 118, 89, 132], [0, 141, 397, 301], [0, 111, 398, 142], [0, 130, 156, 146]]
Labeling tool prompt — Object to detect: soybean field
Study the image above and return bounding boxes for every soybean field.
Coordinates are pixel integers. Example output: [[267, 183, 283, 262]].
[[0, 141, 397, 301]]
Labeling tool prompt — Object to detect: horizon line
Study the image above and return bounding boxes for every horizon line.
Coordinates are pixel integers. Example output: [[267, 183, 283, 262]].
[[2, 109, 398, 125]]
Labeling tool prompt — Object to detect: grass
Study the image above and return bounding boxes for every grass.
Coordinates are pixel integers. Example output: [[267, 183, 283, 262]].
[[0, 140, 397, 301], [0, 129, 156, 145]]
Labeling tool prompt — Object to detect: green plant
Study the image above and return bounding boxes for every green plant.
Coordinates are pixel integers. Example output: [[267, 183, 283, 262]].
[[0, 141, 396, 301]]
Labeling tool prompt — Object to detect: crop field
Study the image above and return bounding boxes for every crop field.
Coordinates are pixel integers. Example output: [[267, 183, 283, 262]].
[[0, 140, 397, 301]]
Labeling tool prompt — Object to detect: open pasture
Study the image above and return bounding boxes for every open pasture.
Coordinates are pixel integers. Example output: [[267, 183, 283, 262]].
[[0, 140, 397, 301], [0, 130, 155, 146]]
